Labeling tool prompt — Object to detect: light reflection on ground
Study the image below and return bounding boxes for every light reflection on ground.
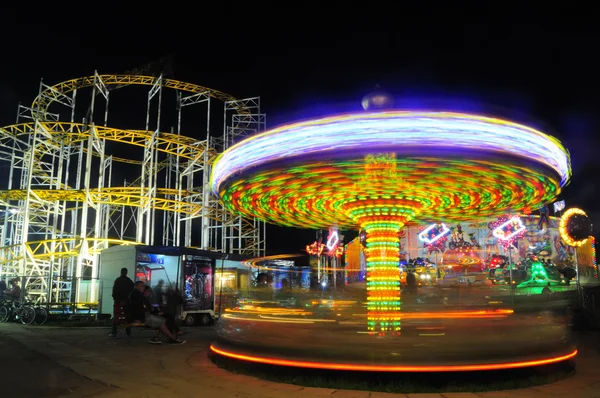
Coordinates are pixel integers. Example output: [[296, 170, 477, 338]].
[[214, 283, 577, 369]]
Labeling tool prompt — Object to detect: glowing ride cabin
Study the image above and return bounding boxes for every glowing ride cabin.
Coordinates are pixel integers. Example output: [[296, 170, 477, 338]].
[[211, 111, 571, 334]]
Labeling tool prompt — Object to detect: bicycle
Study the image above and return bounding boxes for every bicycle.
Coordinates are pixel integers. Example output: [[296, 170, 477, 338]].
[[0, 299, 36, 324], [33, 304, 49, 325]]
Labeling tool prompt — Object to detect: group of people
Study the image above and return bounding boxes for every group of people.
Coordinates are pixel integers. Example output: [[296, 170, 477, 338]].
[[110, 268, 185, 345]]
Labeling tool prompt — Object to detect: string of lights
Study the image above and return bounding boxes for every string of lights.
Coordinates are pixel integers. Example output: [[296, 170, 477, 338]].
[[364, 221, 402, 333], [214, 158, 564, 230]]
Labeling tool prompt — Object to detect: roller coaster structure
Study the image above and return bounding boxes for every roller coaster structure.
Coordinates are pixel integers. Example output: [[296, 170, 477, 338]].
[[0, 72, 266, 304]]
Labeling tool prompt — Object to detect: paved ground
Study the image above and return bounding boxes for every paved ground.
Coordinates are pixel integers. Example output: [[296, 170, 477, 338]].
[[0, 334, 114, 397], [0, 323, 599, 397]]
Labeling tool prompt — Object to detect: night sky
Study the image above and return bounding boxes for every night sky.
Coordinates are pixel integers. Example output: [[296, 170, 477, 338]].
[[1, 7, 599, 255]]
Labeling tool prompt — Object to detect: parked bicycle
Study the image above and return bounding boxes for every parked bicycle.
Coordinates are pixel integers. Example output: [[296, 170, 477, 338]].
[[0, 298, 37, 324], [33, 304, 48, 325]]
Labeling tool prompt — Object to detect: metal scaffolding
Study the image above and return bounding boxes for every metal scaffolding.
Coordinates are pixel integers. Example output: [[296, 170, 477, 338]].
[[207, 97, 267, 257], [0, 73, 266, 304]]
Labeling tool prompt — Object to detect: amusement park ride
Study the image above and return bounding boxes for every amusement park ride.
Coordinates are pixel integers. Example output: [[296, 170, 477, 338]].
[[1, 73, 595, 373], [211, 109, 572, 333], [0, 73, 267, 304], [209, 92, 594, 372]]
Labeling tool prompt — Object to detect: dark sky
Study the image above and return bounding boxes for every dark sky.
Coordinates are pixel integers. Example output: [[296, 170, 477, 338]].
[[1, 7, 599, 255]]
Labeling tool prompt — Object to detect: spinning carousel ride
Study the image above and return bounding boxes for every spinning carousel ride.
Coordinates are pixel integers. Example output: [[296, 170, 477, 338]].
[[209, 109, 576, 371]]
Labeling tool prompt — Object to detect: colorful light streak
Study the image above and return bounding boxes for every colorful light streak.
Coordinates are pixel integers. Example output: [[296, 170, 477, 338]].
[[258, 315, 336, 323], [222, 314, 316, 324], [210, 345, 577, 372], [213, 159, 564, 230], [351, 309, 513, 319], [211, 112, 571, 194], [212, 111, 571, 334], [225, 307, 311, 316]]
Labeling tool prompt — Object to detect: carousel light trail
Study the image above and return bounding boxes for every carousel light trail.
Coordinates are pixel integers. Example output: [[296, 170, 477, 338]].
[[211, 111, 571, 334], [212, 159, 564, 230], [210, 345, 578, 372], [211, 111, 571, 193]]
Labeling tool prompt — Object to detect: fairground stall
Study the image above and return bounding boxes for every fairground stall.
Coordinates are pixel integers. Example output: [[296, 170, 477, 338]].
[[99, 246, 308, 325], [99, 246, 256, 325]]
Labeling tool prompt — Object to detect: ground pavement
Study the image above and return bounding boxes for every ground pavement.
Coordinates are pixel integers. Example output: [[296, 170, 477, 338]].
[[0, 323, 599, 398]]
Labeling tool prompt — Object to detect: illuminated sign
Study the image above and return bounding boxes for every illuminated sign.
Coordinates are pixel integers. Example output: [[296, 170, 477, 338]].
[[492, 216, 526, 241], [418, 223, 450, 244], [136, 253, 164, 264], [327, 228, 339, 251]]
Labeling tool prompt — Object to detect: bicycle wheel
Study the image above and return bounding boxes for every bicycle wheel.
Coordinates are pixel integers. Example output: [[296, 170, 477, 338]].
[[0, 306, 9, 322], [20, 306, 36, 325], [34, 307, 48, 325]]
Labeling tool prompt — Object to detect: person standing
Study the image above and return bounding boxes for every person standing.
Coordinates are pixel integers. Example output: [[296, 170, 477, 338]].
[[109, 267, 134, 337], [165, 286, 184, 336], [152, 279, 165, 306], [0, 279, 7, 300]]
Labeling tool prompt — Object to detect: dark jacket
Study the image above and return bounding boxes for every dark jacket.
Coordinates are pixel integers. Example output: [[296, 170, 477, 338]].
[[112, 275, 134, 302], [127, 289, 146, 322], [165, 289, 184, 316], [147, 297, 160, 316], [127, 290, 158, 322]]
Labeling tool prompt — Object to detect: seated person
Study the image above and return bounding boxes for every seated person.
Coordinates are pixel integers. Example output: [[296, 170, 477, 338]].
[[5, 279, 21, 301], [143, 286, 180, 337], [128, 281, 185, 345]]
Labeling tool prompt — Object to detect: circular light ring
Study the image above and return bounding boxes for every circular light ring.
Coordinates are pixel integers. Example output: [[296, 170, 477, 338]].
[[560, 208, 591, 247], [218, 157, 561, 230], [211, 111, 571, 195], [210, 344, 577, 372]]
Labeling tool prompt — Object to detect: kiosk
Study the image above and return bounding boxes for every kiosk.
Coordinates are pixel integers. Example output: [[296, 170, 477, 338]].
[[99, 246, 247, 325]]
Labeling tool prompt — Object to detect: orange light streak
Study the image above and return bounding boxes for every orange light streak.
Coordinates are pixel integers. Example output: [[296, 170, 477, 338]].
[[222, 314, 315, 324], [210, 345, 577, 372], [225, 308, 312, 316], [352, 309, 513, 320], [258, 315, 336, 323]]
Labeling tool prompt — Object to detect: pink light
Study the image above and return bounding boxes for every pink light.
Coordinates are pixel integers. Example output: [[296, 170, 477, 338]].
[[327, 229, 339, 251], [493, 216, 526, 241]]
